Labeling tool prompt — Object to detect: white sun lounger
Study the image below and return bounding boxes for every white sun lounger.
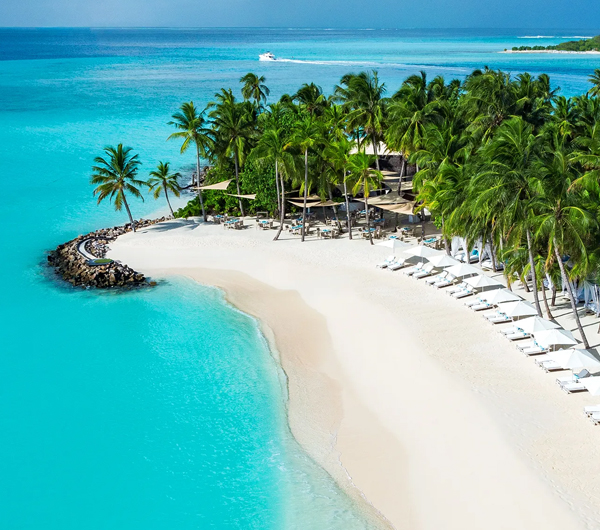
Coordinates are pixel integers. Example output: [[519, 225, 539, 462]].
[[453, 287, 476, 299], [539, 360, 565, 372], [584, 405, 600, 416], [485, 312, 510, 324], [590, 412, 600, 424], [377, 255, 396, 268], [413, 263, 435, 279], [562, 381, 587, 393], [505, 330, 531, 341], [388, 258, 408, 271], [403, 262, 426, 276], [465, 296, 486, 307], [471, 302, 493, 311], [446, 282, 468, 295], [425, 272, 447, 285], [501, 326, 521, 335], [434, 274, 457, 289]]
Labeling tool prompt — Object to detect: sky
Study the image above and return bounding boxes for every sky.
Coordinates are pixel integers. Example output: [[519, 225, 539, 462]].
[[1, 0, 599, 28]]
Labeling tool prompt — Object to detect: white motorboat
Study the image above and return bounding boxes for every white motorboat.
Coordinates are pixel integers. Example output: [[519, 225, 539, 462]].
[[259, 52, 276, 61]]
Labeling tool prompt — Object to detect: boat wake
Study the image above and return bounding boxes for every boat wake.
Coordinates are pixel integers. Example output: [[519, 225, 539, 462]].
[[264, 57, 467, 72]]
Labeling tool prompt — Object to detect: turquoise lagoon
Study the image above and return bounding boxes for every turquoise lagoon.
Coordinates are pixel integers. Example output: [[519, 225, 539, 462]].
[[0, 28, 597, 529]]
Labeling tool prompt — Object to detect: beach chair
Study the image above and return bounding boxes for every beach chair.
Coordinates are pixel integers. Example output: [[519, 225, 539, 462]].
[[471, 302, 493, 311], [388, 258, 408, 271], [426, 271, 447, 285], [501, 326, 521, 335], [403, 262, 426, 276], [413, 263, 435, 279], [376, 255, 397, 269], [446, 282, 467, 295], [485, 312, 510, 324], [434, 274, 456, 289], [452, 286, 476, 299], [522, 345, 549, 356], [590, 412, 600, 425], [561, 380, 587, 393], [505, 330, 531, 341], [584, 404, 600, 416], [465, 296, 486, 307]]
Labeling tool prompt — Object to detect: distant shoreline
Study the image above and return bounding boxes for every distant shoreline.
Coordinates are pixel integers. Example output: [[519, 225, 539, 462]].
[[501, 49, 600, 55]]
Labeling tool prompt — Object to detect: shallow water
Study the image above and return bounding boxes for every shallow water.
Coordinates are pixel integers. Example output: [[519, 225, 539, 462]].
[[0, 27, 596, 529]]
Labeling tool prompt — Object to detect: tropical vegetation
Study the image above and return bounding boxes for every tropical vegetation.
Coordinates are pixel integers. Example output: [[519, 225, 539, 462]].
[[91, 68, 600, 347]]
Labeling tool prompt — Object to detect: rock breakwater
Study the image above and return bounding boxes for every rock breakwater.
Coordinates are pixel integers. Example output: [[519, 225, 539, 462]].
[[47, 218, 167, 288]]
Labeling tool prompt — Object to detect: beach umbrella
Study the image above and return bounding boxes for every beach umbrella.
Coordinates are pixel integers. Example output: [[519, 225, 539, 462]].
[[533, 328, 578, 348], [444, 262, 480, 278], [514, 316, 559, 334], [376, 239, 411, 254], [582, 377, 600, 396], [496, 300, 537, 318], [485, 288, 522, 305], [464, 274, 504, 291], [428, 254, 460, 268], [548, 348, 600, 370], [403, 245, 442, 260]]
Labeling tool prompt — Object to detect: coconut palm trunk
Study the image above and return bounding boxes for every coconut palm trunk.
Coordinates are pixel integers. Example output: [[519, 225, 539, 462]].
[[122, 193, 136, 232], [526, 228, 543, 317], [234, 151, 245, 217], [398, 156, 406, 197], [343, 179, 352, 240], [541, 279, 554, 320], [195, 144, 206, 221], [274, 172, 286, 241], [301, 148, 308, 242], [274, 160, 281, 216], [164, 187, 174, 216], [553, 240, 589, 348], [372, 134, 380, 171], [365, 199, 373, 245]]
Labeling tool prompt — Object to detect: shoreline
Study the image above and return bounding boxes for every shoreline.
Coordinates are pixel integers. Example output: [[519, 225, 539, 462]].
[[108, 218, 600, 529], [173, 266, 397, 528]]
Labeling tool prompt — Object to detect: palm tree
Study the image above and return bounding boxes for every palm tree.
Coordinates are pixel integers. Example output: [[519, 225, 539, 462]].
[[148, 161, 182, 216], [346, 152, 383, 245], [240, 73, 270, 108], [91, 144, 146, 232], [253, 127, 297, 240], [472, 117, 543, 316], [335, 71, 387, 170], [288, 116, 319, 242], [209, 90, 256, 216], [293, 83, 328, 117], [324, 137, 355, 239], [168, 102, 213, 221], [588, 68, 600, 98]]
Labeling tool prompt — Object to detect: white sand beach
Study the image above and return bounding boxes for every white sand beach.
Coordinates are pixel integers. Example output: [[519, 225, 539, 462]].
[[109, 218, 600, 530]]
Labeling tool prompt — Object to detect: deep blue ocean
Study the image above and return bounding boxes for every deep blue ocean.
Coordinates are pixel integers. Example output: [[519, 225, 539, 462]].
[[0, 28, 598, 529]]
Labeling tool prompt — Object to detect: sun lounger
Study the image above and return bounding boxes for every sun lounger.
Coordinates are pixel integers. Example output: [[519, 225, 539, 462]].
[[584, 405, 600, 416], [521, 342, 549, 355], [377, 255, 396, 268], [388, 258, 408, 271], [590, 412, 600, 425], [465, 296, 486, 307], [425, 272, 447, 285], [485, 312, 510, 324], [561, 381, 587, 393], [501, 326, 521, 335], [453, 287, 475, 299], [413, 263, 435, 279], [505, 330, 531, 341], [403, 262, 426, 276], [446, 282, 468, 295], [540, 360, 565, 372], [434, 274, 457, 289], [471, 302, 493, 311]]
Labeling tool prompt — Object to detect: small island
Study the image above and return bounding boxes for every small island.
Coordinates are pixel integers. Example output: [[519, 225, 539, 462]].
[[505, 34, 600, 53]]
